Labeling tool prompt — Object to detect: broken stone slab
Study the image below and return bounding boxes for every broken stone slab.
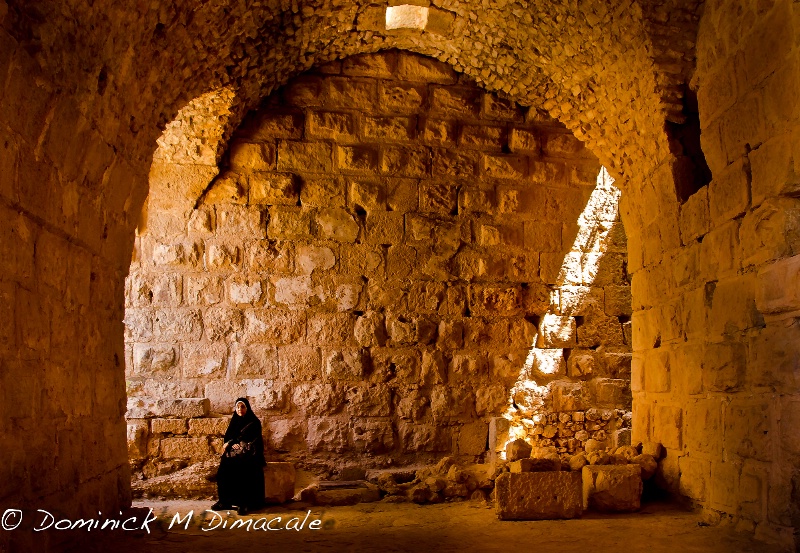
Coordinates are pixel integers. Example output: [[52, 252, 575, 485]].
[[505, 438, 532, 461], [510, 457, 561, 473], [310, 481, 381, 506], [126, 397, 210, 419], [132, 461, 217, 499], [495, 472, 583, 520], [264, 462, 296, 504], [582, 464, 642, 512]]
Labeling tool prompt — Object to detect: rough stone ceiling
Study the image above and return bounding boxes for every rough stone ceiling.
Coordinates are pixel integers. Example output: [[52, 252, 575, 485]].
[[3, 0, 703, 180]]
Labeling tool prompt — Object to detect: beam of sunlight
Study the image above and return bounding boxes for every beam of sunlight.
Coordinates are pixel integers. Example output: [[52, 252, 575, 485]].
[[500, 167, 620, 459]]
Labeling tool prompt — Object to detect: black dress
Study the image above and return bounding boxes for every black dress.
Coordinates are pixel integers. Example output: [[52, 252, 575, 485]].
[[216, 398, 266, 510]]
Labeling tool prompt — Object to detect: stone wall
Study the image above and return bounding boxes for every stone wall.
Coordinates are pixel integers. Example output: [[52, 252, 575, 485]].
[[125, 52, 632, 481], [628, 0, 800, 546], [0, 18, 141, 553]]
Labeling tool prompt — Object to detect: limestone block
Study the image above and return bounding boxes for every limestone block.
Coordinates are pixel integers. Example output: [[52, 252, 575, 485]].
[[567, 350, 595, 378], [272, 275, 319, 306], [724, 401, 771, 461], [264, 462, 296, 503], [755, 254, 800, 314], [249, 172, 297, 206], [537, 314, 577, 347], [124, 309, 154, 342], [351, 419, 394, 452], [301, 176, 346, 208], [127, 420, 149, 459], [475, 384, 507, 416], [154, 309, 203, 342], [150, 274, 182, 307], [306, 416, 348, 452], [582, 465, 642, 512], [244, 309, 306, 344], [455, 421, 488, 456], [246, 111, 303, 140], [739, 198, 800, 267], [430, 86, 481, 117], [326, 78, 378, 110], [550, 381, 587, 412], [243, 379, 286, 411], [750, 134, 800, 206], [709, 461, 740, 511], [217, 205, 264, 238], [229, 141, 275, 171], [448, 352, 488, 382], [267, 207, 311, 240], [343, 51, 394, 77], [679, 187, 710, 243], [315, 208, 359, 242], [699, 220, 740, 280], [419, 180, 458, 212], [399, 423, 451, 453], [277, 140, 332, 172], [701, 341, 745, 392], [577, 308, 624, 347], [337, 144, 379, 173], [185, 275, 224, 305], [188, 417, 229, 436], [632, 454, 657, 481], [346, 384, 392, 417], [132, 344, 177, 374], [161, 437, 211, 459], [709, 158, 750, 224], [151, 418, 187, 435], [603, 286, 632, 317], [207, 244, 242, 272], [203, 172, 247, 205], [204, 381, 248, 413], [307, 111, 357, 141], [495, 472, 583, 520], [293, 382, 345, 415], [230, 343, 279, 379], [278, 345, 322, 381], [268, 418, 306, 450], [653, 405, 682, 450], [677, 457, 708, 502], [296, 244, 336, 274], [305, 313, 356, 346], [182, 342, 227, 379], [324, 349, 366, 381], [484, 153, 526, 180], [126, 397, 210, 419]]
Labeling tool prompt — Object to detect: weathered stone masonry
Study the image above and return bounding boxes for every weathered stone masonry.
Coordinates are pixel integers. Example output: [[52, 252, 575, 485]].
[[3, 0, 800, 550], [125, 52, 632, 480]]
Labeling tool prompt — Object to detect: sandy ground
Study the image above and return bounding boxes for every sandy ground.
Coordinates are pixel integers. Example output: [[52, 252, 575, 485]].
[[38, 499, 779, 553]]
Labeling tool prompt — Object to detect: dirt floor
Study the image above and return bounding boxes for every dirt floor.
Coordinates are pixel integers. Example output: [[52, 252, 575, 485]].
[[44, 499, 781, 553]]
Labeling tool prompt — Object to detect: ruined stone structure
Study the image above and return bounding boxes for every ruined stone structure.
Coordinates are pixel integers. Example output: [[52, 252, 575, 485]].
[[1, 0, 799, 550], [124, 52, 632, 480]]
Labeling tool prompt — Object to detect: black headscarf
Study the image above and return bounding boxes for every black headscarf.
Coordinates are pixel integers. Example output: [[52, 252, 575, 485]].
[[224, 397, 259, 440], [223, 397, 266, 465]]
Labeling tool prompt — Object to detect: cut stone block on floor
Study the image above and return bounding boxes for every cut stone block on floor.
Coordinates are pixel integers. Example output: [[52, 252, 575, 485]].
[[264, 462, 296, 503], [582, 464, 642, 512], [495, 472, 583, 520]]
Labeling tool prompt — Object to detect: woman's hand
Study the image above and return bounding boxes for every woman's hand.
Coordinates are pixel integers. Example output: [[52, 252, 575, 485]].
[[231, 442, 242, 451]]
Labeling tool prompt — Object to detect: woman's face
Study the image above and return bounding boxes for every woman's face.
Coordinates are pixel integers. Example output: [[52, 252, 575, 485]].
[[235, 401, 247, 417]]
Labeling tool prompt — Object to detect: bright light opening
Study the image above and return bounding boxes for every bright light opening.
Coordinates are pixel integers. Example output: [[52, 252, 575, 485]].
[[386, 5, 429, 30]]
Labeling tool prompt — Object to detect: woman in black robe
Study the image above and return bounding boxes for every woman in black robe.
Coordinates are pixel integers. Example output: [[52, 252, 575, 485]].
[[212, 397, 266, 515]]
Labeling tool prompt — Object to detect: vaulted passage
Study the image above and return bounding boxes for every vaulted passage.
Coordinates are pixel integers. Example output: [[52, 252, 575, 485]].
[[1, 1, 800, 551], [125, 52, 633, 491]]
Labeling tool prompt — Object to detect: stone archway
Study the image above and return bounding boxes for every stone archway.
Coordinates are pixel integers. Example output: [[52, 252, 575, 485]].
[[2, 0, 799, 549]]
